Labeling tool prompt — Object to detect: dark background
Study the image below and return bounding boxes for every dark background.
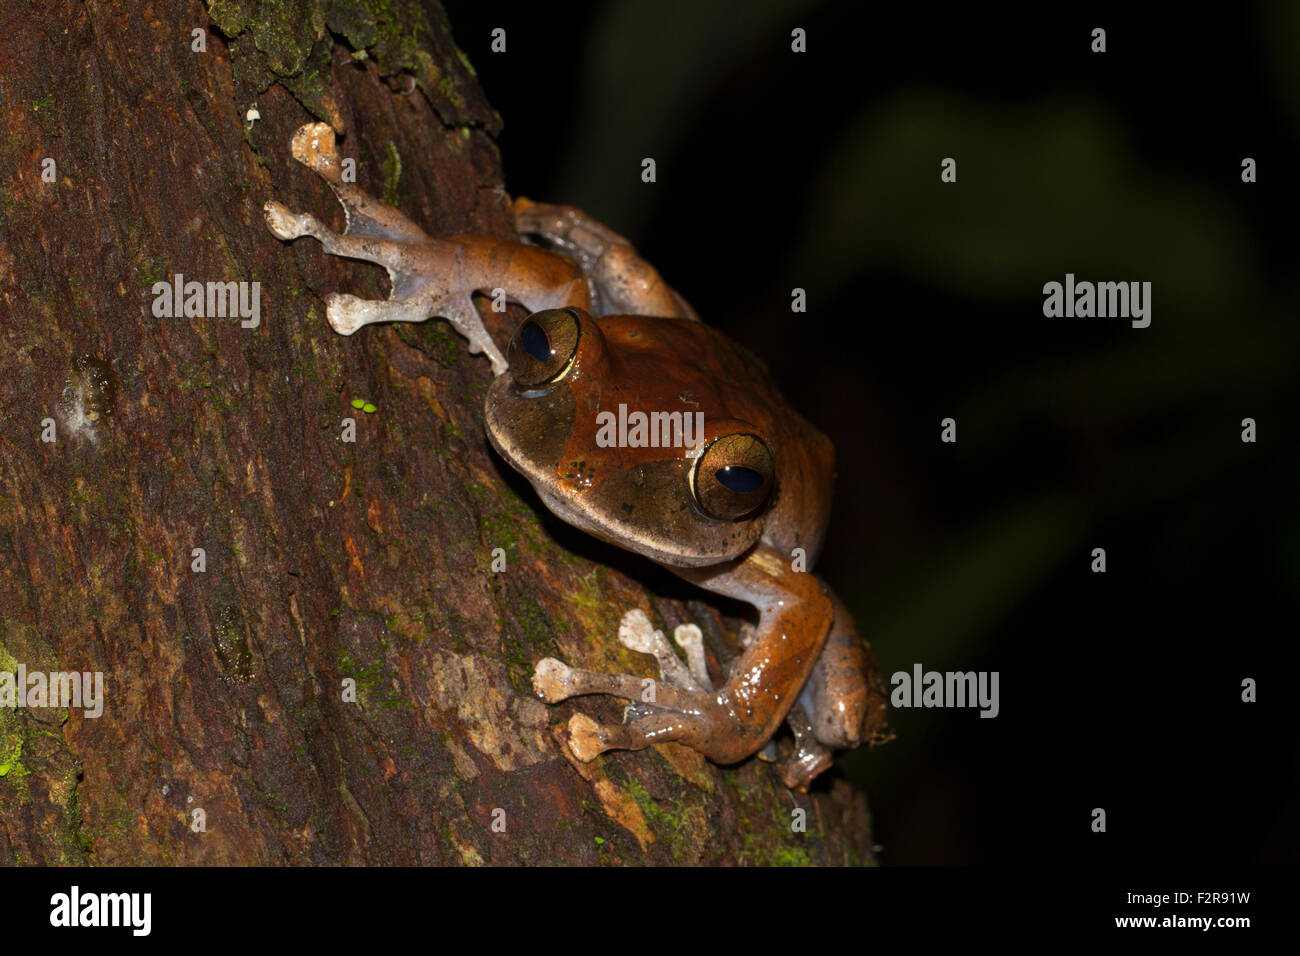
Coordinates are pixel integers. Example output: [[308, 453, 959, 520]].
[[443, 0, 1299, 865]]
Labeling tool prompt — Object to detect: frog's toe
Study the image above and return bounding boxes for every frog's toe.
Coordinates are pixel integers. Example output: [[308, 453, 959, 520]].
[[672, 623, 713, 691], [777, 745, 833, 792], [566, 713, 608, 762], [289, 122, 341, 178], [532, 657, 574, 703], [263, 200, 307, 240], [426, 292, 508, 376], [617, 608, 703, 691], [616, 608, 658, 654], [324, 293, 377, 336]]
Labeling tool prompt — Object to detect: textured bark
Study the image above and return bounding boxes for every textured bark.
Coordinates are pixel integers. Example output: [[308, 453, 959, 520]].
[[0, 0, 877, 865]]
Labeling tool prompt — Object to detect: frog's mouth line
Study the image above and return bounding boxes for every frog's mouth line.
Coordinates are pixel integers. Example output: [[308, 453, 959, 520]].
[[485, 425, 726, 570]]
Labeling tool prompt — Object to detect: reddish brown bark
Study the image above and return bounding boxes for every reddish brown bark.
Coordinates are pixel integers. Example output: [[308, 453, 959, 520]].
[[0, 0, 877, 865]]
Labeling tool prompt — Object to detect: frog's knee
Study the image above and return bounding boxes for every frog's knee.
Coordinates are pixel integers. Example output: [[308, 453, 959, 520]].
[[804, 680, 866, 750]]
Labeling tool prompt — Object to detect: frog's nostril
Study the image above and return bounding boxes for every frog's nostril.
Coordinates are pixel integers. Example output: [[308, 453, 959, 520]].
[[520, 321, 551, 361]]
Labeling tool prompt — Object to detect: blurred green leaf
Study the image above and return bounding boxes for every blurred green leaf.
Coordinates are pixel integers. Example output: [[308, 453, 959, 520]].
[[797, 90, 1257, 321], [854, 493, 1085, 671]]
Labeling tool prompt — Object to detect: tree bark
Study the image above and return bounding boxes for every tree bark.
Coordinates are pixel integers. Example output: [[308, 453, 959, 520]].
[[0, 0, 877, 865]]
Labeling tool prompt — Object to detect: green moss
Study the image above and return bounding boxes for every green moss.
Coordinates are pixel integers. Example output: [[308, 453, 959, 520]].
[[736, 797, 816, 867], [429, 321, 462, 367], [0, 642, 27, 784], [64, 783, 92, 856], [454, 47, 477, 78], [210, 0, 457, 130], [208, 0, 255, 37], [565, 568, 607, 612], [623, 774, 709, 862], [331, 645, 407, 708], [380, 139, 402, 206], [322, 0, 378, 48], [0, 734, 27, 781], [435, 72, 465, 110], [252, 0, 322, 77]]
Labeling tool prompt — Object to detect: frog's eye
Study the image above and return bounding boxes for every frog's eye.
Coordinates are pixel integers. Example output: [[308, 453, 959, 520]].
[[691, 433, 775, 520], [508, 308, 581, 388]]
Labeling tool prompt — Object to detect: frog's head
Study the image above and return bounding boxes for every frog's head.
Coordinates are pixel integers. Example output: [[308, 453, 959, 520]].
[[484, 308, 776, 568]]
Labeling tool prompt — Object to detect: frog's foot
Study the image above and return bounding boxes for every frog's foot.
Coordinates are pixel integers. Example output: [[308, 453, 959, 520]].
[[512, 197, 696, 320], [532, 649, 736, 764], [616, 608, 710, 691], [263, 196, 509, 373], [263, 199, 416, 278], [263, 200, 316, 242], [288, 122, 429, 243], [777, 704, 834, 791]]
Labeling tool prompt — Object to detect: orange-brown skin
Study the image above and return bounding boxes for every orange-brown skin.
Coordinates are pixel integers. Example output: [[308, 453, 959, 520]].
[[264, 123, 887, 788], [489, 308, 889, 785]]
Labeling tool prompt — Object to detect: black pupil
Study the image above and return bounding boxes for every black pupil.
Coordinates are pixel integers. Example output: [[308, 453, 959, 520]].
[[520, 322, 551, 361], [716, 465, 764, 494]]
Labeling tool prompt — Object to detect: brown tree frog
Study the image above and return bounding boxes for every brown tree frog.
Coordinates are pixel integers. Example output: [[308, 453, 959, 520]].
[[265, 124, 888, 788]]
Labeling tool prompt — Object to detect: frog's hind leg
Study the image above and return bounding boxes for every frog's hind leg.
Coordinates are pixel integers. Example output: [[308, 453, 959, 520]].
[[512, 197, 698, 320]]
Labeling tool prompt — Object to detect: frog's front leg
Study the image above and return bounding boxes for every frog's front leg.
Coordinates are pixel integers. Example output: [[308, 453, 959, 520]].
[[265, 124, 591, 374], [533, 548, 833, 766], [778, 594, 886, 789]]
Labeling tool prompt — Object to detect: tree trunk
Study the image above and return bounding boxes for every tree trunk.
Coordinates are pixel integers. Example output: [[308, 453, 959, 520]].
[[0, 0, 877, 865]]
